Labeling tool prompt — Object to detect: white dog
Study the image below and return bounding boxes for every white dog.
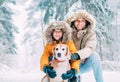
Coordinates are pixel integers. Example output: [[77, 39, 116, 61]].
[[41, 44, 71, 82]]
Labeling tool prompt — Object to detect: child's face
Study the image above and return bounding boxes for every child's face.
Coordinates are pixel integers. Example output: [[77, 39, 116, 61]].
[[53, 29, 63, 40], [74, 18, 86, 30]]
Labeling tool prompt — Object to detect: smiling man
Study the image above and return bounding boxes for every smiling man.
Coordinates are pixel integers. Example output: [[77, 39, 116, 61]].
[[66, 10, 103, 82]]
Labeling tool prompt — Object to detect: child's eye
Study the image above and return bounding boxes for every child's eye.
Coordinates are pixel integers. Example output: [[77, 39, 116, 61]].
[[56, 48, 58, 51]]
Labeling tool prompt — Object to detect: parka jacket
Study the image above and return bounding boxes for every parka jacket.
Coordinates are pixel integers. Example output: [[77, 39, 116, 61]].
[[66, 10, 97, 60], [40, 21, 80, 72]]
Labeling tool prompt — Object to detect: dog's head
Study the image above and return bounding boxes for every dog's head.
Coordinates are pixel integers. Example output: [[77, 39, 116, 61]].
[[52, 44, 70, 61]]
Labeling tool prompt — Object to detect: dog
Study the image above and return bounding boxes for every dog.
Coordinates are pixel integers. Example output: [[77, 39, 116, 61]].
[[41, 44, 71, 82]]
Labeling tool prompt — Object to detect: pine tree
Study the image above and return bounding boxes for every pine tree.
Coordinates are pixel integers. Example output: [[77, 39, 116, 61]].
[[0, 0, 17, 56], [38, 0, 79, 24], [81, 0, 114, 61]]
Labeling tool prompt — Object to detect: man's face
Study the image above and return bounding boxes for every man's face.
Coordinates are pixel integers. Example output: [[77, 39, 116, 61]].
[[74, 18, 86, 30]]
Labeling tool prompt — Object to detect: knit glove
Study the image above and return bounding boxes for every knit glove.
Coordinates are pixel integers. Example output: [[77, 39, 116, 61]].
[[61, 68, 77, 80], [43, 66, 56, 78], [71, 53, 80, 60]]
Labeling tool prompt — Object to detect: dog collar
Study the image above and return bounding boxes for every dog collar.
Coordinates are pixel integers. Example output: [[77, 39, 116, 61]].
[[50, 59, 66, 63]]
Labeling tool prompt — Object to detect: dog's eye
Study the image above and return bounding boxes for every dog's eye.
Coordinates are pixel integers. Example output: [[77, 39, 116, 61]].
[[62, 48, 65, 51], [56, 48, 58, 51]]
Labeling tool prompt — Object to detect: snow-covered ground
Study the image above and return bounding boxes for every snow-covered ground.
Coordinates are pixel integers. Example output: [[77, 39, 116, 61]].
[[0, 71, 45, 82], [0, 71, 120, 82], [81, 71, 120, 82]]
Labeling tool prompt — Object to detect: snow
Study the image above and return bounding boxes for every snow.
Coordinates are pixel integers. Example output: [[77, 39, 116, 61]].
[[0, 71, 120, 82], [0, 71, 44, 82], [82, 71, 120, 82]]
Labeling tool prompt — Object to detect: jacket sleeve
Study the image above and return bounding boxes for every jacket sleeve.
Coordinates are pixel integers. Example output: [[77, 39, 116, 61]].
[[77, 32, 97, 60], [40, 44, 51, 71], [67, 40, 77, 53], [67, 40, 80, 72]]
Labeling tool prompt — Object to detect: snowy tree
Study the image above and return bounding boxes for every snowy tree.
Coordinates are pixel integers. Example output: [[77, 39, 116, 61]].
[[38, 0, 79, 24], [0, 0, 18, 70], [80, 0, 114, 60], [19, 0, 46, 71], [0, 0, 17, 55]]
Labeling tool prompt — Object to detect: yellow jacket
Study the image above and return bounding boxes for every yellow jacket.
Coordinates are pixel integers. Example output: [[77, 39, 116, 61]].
[[40, 40, 80, 72]]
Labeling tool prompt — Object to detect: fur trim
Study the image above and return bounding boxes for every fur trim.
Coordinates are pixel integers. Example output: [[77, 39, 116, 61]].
[[66, 10, 96, 30], [45, 21, 72, 44]]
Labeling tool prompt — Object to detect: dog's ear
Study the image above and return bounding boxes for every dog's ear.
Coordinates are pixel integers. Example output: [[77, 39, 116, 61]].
[[66, 46, 70, 56], [66, 46, 71, 59], [52, 47, 55, 59]]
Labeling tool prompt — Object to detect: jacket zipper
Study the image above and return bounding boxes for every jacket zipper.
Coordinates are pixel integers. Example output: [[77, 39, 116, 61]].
[[80, 38, 83, 50], [80, 33, 86, 50]]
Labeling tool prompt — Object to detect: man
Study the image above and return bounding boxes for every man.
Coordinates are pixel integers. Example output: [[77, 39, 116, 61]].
[[66, 10, 103, 82]]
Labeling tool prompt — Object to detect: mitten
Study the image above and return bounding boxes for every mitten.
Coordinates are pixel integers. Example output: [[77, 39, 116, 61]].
[[71, 53, 80, 60], [48, 55, 53, 62], [61, 68, 76, 80]]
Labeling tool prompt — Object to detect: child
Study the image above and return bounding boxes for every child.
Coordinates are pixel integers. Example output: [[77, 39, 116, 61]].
[[40, 21, 80, 81]]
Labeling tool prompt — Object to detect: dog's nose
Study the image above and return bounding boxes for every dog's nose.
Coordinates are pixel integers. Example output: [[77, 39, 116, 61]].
[[57, 53, 61, 57]]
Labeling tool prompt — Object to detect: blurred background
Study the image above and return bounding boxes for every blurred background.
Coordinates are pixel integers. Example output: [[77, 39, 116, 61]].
[[0, 0, 120, 81]]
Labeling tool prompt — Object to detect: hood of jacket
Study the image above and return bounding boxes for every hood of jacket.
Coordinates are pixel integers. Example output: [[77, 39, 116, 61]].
[[66, 10, 96, 31], [45, 21, 72, 44]]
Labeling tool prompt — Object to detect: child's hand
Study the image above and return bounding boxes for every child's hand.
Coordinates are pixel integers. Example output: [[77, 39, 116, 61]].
[[61, 68, 77, 80], [48, 55, 53, 62], [43, 66, 57, 78]]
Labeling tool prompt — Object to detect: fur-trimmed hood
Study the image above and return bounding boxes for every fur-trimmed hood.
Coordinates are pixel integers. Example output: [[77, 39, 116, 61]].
[[66, 10, 96, 30], [45, 21, 72, 44]]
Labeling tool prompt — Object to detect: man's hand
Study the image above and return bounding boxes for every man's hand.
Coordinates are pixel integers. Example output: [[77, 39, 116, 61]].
[[71, 53, 80, 60]]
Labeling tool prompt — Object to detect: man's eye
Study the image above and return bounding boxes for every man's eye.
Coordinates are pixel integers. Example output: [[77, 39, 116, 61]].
[[56, 48, 58, 51], [62, 48, 65, 51]]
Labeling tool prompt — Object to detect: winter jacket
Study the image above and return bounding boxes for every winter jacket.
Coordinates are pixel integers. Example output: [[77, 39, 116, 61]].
[[66, 10, 97, 60], [40, 21, 80, 72]]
